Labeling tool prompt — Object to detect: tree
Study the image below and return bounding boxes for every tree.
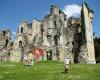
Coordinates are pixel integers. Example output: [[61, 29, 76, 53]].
[[94, 37, 100, 63]]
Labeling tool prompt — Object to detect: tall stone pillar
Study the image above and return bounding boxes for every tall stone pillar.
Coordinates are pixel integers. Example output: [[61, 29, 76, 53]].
[[80, 2, 96, 64]]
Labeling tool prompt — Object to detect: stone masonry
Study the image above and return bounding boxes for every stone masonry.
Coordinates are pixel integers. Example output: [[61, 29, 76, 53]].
[[0, 2, 96, 63]]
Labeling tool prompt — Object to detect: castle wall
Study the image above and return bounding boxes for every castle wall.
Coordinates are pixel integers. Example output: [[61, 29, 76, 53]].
[[80, 2, 96, 63], [0, 30, 12, 61], [0, 2, 96, 63]]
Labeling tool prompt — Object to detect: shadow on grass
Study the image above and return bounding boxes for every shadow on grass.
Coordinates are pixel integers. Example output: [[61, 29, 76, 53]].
[[61, 71, 68, 74]]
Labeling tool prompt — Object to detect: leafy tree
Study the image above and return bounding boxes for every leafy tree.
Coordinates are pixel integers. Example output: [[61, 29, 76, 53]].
[[94, 36, 100, 63]]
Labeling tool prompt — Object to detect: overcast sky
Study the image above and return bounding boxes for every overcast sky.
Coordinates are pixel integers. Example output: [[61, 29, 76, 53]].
[[0, 0, 100, 40]]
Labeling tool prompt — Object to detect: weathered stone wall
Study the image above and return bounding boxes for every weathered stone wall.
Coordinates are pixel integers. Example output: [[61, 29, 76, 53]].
[[0, 2, 96, 63], [42, 5, 66, 60], [11, 19, 43, 62], [0, 30, 12, 61], [80, 2, 96, 64]]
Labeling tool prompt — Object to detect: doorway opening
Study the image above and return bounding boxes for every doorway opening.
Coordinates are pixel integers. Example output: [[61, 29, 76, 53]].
[[47, 50, 52, 60]]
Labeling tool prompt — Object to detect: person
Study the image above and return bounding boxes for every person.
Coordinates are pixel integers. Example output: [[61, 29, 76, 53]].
[[64, 56, 70, 73], [24, 52, 34, 66], [24, 54, 28, 65], [27, 51, 34, 66]]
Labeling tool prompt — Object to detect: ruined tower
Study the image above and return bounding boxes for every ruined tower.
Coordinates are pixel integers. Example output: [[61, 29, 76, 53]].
[[11, 19, 43, 62], [80, 2, 96, 63], [43, 5, 66, 60], [0, 30, 12, 61]]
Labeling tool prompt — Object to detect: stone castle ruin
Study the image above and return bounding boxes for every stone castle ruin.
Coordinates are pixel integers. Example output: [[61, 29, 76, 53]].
[[0, 2, 96, 63]]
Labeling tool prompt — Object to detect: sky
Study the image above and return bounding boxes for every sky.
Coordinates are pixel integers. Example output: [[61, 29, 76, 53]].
[[0, 0, 100, 40]]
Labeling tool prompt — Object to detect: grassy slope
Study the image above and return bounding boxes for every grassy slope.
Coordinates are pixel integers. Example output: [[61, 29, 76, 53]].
[[0, 61, 100, 80]]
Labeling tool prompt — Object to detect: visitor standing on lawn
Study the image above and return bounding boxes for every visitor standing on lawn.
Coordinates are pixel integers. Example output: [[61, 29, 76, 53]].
[[64, 56, 70, 73]]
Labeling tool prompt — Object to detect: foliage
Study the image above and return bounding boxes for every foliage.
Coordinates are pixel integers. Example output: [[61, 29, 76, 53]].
[[94, 37, 100, 63]]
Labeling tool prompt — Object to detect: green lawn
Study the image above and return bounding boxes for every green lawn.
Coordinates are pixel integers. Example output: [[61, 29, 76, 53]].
[[0, 61, 100, 80]]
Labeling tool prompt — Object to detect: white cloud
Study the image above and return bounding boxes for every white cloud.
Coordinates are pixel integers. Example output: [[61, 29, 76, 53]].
[[63, 4, 82, 18], [12, 31, 16, 35]]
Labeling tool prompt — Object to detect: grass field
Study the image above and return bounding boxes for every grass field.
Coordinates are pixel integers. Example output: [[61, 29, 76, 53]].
[[0, 61, 100, 80]]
